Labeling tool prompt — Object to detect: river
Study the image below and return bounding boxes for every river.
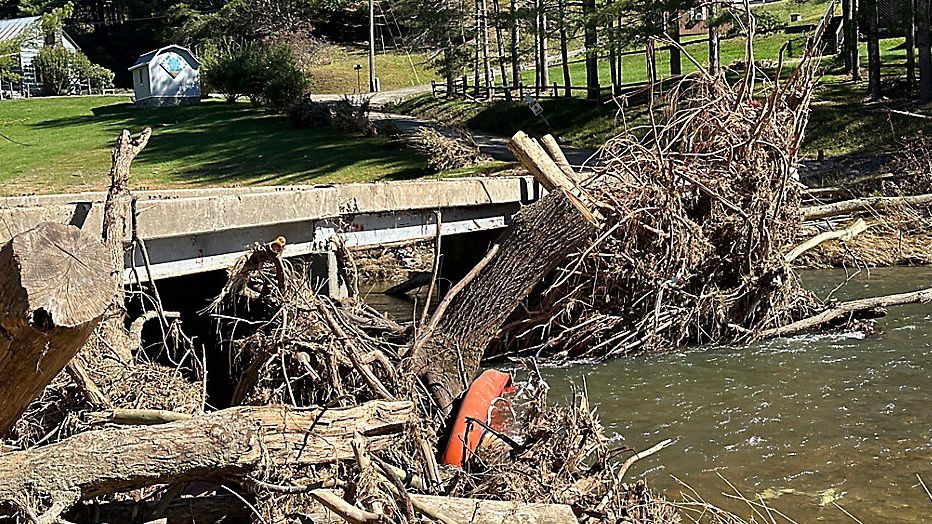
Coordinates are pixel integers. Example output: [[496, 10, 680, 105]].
[[364, 266, 932, 522]]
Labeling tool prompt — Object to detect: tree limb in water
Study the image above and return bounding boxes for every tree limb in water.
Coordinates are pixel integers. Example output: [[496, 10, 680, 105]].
[[757, 287, 932, 339]]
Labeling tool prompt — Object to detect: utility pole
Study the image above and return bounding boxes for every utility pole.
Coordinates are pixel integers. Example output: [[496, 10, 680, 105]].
[[369, 0, 377, 92]]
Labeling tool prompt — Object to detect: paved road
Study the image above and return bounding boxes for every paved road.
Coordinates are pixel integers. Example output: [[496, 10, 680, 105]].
[[308, 84, 434, 107]]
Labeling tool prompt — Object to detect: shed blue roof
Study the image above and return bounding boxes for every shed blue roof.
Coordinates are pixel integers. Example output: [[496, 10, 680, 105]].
[[129, 45, 199, 70]]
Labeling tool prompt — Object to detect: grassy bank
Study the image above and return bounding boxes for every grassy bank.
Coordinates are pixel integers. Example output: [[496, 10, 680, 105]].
[[306, 46, 438, 94], [391, 94, 630, 148], [0, 96, 427, 195], [396, 31, 932, 158]]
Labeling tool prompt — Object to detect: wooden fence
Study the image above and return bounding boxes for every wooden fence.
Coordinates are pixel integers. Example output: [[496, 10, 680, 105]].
[[431, 39, 706, 103]]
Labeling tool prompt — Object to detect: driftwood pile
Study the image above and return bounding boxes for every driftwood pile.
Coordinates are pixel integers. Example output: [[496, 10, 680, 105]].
[[796, 135, 932, 267], [494, 28, 826, 360], [2, 21, 930, 524], [0, 123, 683, 522], [402, 127, 491, 173]]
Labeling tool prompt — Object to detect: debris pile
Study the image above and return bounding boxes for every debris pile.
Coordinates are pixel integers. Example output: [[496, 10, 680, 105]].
[[496, 40, 827, 360], [3, 21, 928, 524], [403, 126, 491, 173], [796, 135, 932, 267]]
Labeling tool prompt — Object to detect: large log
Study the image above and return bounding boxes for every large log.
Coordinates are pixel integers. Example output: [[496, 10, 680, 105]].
[[0, 222, 113, 435], [81, 493, 579, 524], [411, 132, 600, 414], [100, 128, 152, 363], [0, 401, 413, 522], [302, 492, 578, 524], [802, 193, 932, 220]]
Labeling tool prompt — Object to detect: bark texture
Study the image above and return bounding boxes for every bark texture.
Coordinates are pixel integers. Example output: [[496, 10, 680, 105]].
[[411, 191, 598, 413], [0, 401, 412, 520], [100, 128, 152, 363], [0, 222, 113, 436]]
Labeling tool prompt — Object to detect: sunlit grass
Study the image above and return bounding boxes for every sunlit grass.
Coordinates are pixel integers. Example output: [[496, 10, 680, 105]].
[[0, 96, 427, 195]]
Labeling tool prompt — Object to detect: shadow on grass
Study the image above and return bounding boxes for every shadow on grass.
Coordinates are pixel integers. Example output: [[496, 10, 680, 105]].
[[394, 95, 623, 148], [33, 101, 426, 187]]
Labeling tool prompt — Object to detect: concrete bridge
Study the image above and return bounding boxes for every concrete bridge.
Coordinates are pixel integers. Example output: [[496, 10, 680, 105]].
[[0, 177, 542, 294]]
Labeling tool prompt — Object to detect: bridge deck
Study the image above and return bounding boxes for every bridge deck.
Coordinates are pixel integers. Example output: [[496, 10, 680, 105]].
[[0, 177, 542, 283]]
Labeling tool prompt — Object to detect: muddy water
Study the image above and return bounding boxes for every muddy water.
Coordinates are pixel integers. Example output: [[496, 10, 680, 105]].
[[365, 268, 932, 522]]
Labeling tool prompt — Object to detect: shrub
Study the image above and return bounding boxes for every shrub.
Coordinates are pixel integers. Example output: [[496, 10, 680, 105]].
[[85, 63, 115, 91], [202, 49, 243, 102], [33, 46, 73, 95], [33, 47, 114, 95], [261, 44, 309, 111], [203, 41, 308, 109]]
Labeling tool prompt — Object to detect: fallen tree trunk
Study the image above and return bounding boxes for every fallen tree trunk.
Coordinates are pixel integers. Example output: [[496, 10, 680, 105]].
[[757, 286, 932, 339], [410, 133, 600, 414], [299, 492, 578, 524], [100, 128, 152, 363], [0, 222, 113, 436], [71, 495, 251, 523], [81, 492, 577, 524], [802, 193, 932, 220], [0, 401, 412, 522]]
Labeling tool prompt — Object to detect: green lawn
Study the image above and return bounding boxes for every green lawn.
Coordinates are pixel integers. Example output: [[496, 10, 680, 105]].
[[755, 0, 837, 26], [307, 46, 438, 94], [519, 32, 806, 89], [0, 96, 427, 195]]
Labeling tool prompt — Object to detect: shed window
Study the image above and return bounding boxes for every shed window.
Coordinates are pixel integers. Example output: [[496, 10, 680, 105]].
[[138, 70, 143, 84]]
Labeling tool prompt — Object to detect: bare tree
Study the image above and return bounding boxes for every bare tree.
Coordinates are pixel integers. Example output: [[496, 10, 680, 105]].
[[540, 2, 549, 87], [481, 0, 493, 97], [584, 0, 599, 98], [919, 0, 932, 102], [558, 0, 571, 96], [609, 16, 618, 85], [907, 0, 917, 90], [492, 0, 512, 99], [670, 10, 682, 76], [847, 0, 861, 80], [708, 1, 721, 75], [865, 0, 881, 98], [510, 0, 520, 88]]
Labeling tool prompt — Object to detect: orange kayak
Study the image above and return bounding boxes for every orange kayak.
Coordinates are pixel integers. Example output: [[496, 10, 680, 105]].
[[441, 369, 516, 467]]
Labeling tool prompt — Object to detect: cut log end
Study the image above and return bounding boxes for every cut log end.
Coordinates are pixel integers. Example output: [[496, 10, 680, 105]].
[[3, 223, 114, 329]]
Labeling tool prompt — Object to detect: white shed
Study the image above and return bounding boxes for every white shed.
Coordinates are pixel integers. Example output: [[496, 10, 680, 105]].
[[129, 45, 200, 107]]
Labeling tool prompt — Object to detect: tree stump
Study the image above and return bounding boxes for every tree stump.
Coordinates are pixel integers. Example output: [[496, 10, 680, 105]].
[[0, 222, 114, 435]]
